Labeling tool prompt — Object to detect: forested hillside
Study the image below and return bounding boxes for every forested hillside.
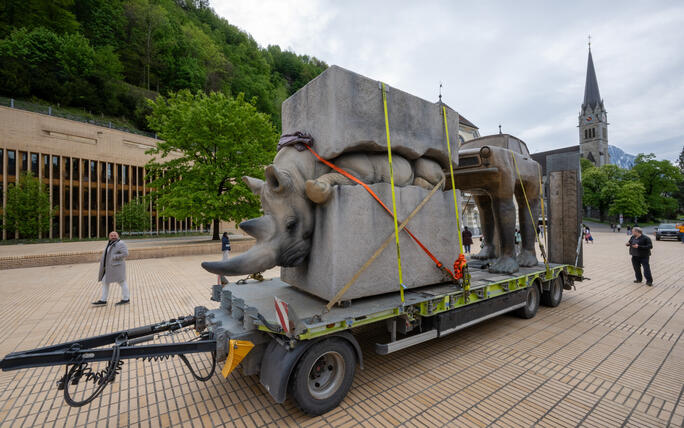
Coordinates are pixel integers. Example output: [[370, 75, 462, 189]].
[[0, 0, 327, 130]]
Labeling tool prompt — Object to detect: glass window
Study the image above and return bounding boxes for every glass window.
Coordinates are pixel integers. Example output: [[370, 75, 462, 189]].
[[91, 216, 97, 238], [101, 189, 106, 208], [117, 190, 123, 206], [91, 188, 97, 209], [0, 149, 3, 175], [100, 162, 106, 182], [73, 186, 79, 209], [138, 168, 144, 185], [0, 183, 3, 201], [64, 188, 70, 210], [106, 163, 113, 182], [72, 216, 79, 236], [107, 189, 113, 207], [52, 216, 59, 237], [123, 190, 129, 204], [52, 185, 60, 207], [8, 150, 16, 176], [122, 165, 128, 185], [91, 161, 97, 183], [43, 155, 49, 178], [72, 158, 79, 180], [52, 156, 60, 178], [83, 160, 89, 181], [64, 217, 70, 235], [83, 189, 89, 210], [31, 153, 38, 174], [20, 151, 27, 172], [116, 164, 122, 184], [132, 166, 137, 186], [64, 158, 70, 180]]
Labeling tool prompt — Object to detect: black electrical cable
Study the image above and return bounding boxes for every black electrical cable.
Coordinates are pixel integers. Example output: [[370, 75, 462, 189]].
[[63, 344, 122, 407], [178, 351, 216, 381]]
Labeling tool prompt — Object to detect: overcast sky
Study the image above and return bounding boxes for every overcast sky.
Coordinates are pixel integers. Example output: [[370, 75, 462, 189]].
[[213, 0, 684, 161]]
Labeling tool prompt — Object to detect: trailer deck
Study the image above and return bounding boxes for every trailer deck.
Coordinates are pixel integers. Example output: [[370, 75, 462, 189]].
[[219, 262, 583, 340]]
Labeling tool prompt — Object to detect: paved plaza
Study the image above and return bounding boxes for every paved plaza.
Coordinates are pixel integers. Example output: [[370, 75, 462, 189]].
[[0, 228, 682, 427]]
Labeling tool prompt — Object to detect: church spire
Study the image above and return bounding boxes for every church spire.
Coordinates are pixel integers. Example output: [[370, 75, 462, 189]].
[[583, 44, 602, 110]]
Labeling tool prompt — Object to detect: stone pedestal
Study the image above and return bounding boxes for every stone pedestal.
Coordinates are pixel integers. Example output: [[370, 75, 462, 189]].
[[282, 183, 460, 301]]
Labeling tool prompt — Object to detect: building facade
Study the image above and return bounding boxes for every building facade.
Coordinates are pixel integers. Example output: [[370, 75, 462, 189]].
[[0, 106, 203, 240], [579, 45, 609, 166]]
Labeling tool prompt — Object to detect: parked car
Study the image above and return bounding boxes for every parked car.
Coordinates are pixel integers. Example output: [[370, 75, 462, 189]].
[[655, 223, 679, 240]]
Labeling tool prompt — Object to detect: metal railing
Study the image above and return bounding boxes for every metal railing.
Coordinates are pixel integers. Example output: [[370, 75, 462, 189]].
[[0, 97, 156, 139]]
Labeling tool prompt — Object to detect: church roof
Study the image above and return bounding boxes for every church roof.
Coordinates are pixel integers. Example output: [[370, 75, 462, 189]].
[[583, 49, 602, 110]]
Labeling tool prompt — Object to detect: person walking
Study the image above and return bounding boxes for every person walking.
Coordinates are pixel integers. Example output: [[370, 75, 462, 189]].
[[677, 222, 684, 244], [219, 232, 232, 285], [462, 226, 473, 254], [626, 226, 653, 286], [92, 231, 130, 305]]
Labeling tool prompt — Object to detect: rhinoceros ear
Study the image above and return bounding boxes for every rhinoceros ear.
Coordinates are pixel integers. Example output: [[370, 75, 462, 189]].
[[264, 165, 290, 193], [243, 176, 264, 195]]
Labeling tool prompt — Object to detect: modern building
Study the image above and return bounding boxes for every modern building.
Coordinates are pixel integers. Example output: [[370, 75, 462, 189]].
[[0, 105, 202, 240], [579, 44, 609, 166]]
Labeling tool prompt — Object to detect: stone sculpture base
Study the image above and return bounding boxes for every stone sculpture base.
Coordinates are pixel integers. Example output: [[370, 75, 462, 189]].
[[281, 183, 460, 301]]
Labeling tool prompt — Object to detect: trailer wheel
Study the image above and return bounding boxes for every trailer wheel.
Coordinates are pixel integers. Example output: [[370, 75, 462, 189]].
[[541, 277, 563, 307], [289, 338, 356, 415], [515, 283, 540, 319]]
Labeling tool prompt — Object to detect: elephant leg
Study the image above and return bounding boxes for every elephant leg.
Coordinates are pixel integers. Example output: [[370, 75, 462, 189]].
[[305, 173, 355, 204], [488, 196, 519, 274], [515, 188, 540, 267], [472, 195, 497, 260]]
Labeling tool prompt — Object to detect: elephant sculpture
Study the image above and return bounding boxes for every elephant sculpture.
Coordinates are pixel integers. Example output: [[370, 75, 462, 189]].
[[201, 145, 445, 277], [451, 134, 541, 274]]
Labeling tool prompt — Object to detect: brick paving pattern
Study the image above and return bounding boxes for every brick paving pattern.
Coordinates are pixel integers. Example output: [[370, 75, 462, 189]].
[[0, 230, 682, 427]]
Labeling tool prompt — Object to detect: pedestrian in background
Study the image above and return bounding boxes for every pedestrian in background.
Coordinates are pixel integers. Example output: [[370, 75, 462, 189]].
[[220, 232, 231, 285], [462, 226, 473, 254], [92, 231, 130, 306], [626, 226, 653, 286], [626, 225, 632, 235], [677, 223, 684, 244]]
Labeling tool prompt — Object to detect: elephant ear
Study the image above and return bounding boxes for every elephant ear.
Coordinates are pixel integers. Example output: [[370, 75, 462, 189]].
[[243, 176, 264, 195]]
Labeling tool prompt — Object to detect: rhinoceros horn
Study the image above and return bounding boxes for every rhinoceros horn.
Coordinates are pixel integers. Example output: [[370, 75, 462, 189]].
[[201, 215, 278, 276]]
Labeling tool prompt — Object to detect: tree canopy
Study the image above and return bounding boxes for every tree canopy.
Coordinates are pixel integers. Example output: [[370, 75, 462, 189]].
[[145, 90, 277, 239], [0, 0, 327, 130], [117, 198, 150, 233], [632, 153, 682, 220], [3, 172, 53, 239]]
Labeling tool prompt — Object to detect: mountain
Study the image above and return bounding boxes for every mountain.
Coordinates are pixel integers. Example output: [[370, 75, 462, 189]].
[[0, 0, 328, 131], [609, 145, 636, 169]]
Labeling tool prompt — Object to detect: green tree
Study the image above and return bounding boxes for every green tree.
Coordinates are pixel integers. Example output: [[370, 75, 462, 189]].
[[632, 153, 682, 220], [145, 90, 277, 240], [3, 172, 53, 238], [581, 164, 637, 221], [0, 0, 79, 38], [116, 198, 149, 233], [609, 181, 648, 222]]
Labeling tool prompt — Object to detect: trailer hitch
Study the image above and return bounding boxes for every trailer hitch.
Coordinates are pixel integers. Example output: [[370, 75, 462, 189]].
[[0, 308, 217, 407]]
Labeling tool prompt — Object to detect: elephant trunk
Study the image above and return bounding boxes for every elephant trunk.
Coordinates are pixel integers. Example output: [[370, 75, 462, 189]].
[[201, 244, 278, 276]]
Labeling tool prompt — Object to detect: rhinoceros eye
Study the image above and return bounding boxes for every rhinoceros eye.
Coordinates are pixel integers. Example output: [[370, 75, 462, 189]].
[[286, 218, 298, 233]]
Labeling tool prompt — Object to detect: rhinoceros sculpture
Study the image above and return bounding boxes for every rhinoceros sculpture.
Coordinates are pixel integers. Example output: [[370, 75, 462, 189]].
[[201, 146, 445, 277]]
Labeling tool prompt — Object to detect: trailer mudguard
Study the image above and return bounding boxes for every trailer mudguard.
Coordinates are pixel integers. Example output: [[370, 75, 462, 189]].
[[259, 331, 362, 403]]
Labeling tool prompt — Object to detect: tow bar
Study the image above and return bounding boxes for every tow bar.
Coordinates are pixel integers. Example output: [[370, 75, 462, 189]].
[[0, 307, 216, 407]]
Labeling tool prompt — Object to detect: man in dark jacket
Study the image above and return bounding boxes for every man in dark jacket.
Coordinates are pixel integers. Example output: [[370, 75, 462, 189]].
[[220, 232, 231, 285], [626, 226, 653, 286], [462, 226, 473, 254]]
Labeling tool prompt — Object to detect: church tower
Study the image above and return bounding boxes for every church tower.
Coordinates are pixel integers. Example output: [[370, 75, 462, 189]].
[[579, 41, 609, 166]]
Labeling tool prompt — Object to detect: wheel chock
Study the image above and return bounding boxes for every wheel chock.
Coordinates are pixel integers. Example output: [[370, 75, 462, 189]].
[[222, 340, 254, 378]]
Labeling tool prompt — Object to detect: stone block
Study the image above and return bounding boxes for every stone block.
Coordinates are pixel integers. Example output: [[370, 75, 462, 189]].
[[281, 65, 460, 169], [281, 183, 460, 301]]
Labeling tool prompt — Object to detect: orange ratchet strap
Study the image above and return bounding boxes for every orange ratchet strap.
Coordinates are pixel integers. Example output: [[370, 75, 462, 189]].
[[304, 144, 457, 281]]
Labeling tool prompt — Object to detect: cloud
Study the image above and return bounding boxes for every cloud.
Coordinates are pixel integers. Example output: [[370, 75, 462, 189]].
[[212, 0, 684, 162]]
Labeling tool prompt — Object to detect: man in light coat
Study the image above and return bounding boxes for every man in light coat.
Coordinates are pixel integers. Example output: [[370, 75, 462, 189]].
[[92, 231, 130, 305]]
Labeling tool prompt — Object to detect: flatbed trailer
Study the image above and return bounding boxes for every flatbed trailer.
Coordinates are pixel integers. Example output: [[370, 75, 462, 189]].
[[203, 260, 583, 414]]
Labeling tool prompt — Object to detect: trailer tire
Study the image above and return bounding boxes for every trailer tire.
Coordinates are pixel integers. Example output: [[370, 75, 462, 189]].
[[541, 277, 563, 307], [515, 283, 540, 319], [289, 338, 356, 415]]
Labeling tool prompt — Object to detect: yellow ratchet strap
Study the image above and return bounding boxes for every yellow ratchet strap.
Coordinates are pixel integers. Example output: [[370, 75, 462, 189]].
[[381, 83, 405, 303]]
